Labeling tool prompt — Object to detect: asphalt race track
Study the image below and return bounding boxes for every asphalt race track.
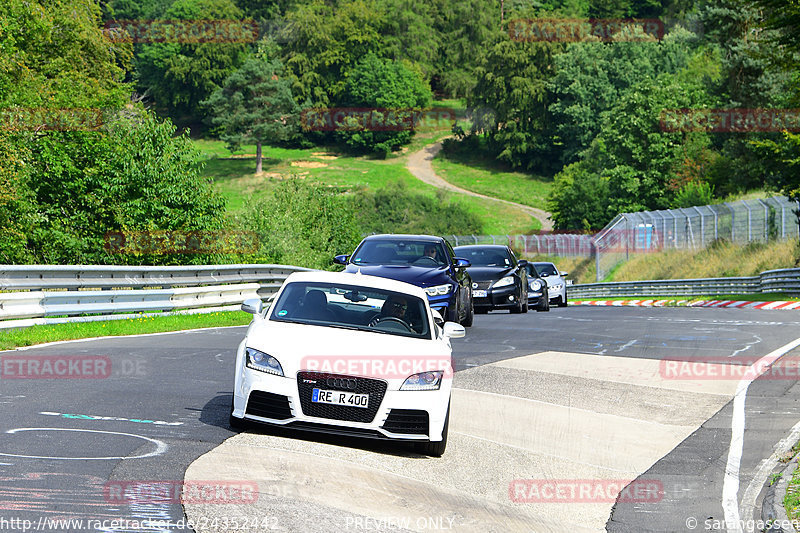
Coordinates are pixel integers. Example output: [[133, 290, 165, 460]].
[[2, 306, 800, 532]]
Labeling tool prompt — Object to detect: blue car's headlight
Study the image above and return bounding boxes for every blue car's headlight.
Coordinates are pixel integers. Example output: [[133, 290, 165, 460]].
[[400, 371, 444, 391], [529, 279, 543, 291], [425, 284, 452, 296], [492, 276, 514, 289], [246, 348, 284, 376]]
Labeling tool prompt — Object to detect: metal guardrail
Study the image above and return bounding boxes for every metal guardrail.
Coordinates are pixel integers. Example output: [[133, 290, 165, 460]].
[[569, 268, 800, 299], [0, 264, 312, 329]]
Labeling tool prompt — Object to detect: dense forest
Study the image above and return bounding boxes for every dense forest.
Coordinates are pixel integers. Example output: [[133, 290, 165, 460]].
[[1, 0, 799, 266]]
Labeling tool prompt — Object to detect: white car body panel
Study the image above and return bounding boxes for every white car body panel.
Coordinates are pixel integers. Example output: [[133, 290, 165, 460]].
[[232, 271, 455, 443]]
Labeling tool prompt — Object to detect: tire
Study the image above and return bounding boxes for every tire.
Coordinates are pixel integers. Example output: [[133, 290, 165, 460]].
[[461, 297, 474, 327], [510, 296, 523, 314], [521, 291, 529, 313], [229, 398, 249, 430], [416, 402, 449, 457], [537, 297, 550, 312], [558, 293, 568, 307]]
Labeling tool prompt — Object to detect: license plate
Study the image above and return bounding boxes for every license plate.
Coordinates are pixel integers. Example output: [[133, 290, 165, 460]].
[[473, 290, 487, 298], [312, 388, 369, 408]]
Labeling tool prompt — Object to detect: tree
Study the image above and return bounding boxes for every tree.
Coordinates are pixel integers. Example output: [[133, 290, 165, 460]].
[[548, 30, 692, 165], [335, 53, 431, 155], [204, 58, 299, 173], [133, 0, 249, 120], [548, 73, 713, 229], [279, 0, 387, 107], [26, 108, 226, 265], [468, 38, 562, 172]]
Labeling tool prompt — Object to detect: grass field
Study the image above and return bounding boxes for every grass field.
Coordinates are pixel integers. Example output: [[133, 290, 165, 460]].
[[432, 146, 553, 212], [0, 312, 252, 351], [195, 117, 541, 234]]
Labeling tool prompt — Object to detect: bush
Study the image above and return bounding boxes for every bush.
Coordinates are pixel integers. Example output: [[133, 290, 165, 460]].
[[351, 181, 482, 235]]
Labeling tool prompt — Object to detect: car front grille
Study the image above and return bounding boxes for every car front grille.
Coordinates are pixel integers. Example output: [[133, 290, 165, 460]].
[[381, 409, 429, 435], [245, 391, 293, 420], [297, 371, 387, 423]]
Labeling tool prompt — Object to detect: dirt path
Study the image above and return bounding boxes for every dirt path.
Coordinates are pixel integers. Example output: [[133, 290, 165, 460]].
[[406, 141, 554, 231]]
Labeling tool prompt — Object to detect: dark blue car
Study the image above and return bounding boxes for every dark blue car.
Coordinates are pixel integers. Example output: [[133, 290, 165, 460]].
[[334, 235, 474, 327]]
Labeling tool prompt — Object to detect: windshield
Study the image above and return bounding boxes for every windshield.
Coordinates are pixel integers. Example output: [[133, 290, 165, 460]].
[[456, 248, 513, 267], [534, 263, 559, 277], [269, 281, 431, 339], [351, 240, 447, 267]]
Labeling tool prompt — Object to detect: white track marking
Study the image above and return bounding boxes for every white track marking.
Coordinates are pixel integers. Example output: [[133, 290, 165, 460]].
[[722, 337, 800, 533]]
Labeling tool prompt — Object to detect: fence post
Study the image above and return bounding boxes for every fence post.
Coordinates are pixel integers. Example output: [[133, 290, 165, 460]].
[[757, 198, 769, 241], [725, 202, 735, 241], [692, 206, 705, 246]]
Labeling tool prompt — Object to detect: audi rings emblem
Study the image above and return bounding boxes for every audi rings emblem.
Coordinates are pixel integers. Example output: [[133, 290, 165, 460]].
[[326, 377, 358, 390]]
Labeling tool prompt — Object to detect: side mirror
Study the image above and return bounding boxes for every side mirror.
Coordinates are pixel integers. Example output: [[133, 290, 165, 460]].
[[454, 258, 471, 268], [333, 254, 349, 265], [560, 271, 568, 277], [517, 259, 528, 267], [241, 298, 263, 315], [443, 322, 466, 339]]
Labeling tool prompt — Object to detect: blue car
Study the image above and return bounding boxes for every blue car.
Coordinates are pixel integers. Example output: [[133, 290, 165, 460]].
[[334, 235, 474, 327]]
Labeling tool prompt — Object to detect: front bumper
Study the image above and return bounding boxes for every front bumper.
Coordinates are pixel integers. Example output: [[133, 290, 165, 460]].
[[232, 367, 451, 442], [473, 284, 519, 310]]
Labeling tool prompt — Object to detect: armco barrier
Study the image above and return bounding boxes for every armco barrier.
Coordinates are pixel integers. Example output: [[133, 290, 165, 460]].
[[569, 268, 800, 299], [0, 264, 312, 330]]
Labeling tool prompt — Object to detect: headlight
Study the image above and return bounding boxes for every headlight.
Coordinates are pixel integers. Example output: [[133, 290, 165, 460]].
[[551, 284, 564, 291], [492, 276, 514, 288], [245, 348, 284, 376], [425, 284, 452, 296], [400, 371, 444, 391], [529, 279, 543, 291]]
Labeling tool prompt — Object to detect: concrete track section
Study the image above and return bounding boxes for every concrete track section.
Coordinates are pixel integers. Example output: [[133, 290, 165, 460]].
[[185, 351, 741, 532]]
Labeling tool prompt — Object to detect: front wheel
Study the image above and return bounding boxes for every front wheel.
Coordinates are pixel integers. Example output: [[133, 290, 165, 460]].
[[461, 298, 474, 327], [537, 297, 550, 312], [229, 398, 249, 430], [558, 293, 568, 307], [416, 402, 449, 457]]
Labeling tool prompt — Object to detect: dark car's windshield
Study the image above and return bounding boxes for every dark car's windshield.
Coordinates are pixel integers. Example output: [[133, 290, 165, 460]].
[[270, 281, 431, 339], [455, 248, 513, 267], [534, 263, 559, 277], [351, 240, 447, 267]]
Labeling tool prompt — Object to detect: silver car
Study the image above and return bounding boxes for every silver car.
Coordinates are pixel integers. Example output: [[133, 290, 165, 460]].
[[532, 262, 569, 307]]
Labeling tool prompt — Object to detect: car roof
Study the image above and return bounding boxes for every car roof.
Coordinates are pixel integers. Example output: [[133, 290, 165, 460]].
[[281, 270, 429, 300], [361, 234, 444, 243]]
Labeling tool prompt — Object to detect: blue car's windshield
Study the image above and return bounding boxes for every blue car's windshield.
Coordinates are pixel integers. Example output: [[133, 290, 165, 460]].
[[351, 240, 447, 267], [270, 281, 431, 339]]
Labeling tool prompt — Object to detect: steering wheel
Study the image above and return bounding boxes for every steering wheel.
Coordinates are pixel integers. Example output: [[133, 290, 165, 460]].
[[413, 256, 439, 266], [368, 316, 414, 332]]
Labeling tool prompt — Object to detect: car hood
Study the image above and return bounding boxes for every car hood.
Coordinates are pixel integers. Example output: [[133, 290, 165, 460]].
[[246, 320, 451, 381], [541, 276, 565, 287], [343, 264, 451, 287], [466, 266, 513, 282]]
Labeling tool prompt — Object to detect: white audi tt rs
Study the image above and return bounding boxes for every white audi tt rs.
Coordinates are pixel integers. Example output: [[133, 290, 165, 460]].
[[230, 270, 465, 456]]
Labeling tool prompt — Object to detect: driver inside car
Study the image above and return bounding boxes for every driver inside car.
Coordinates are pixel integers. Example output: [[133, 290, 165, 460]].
[[368, 295, 415, 330], [422, 245, 438, 261]]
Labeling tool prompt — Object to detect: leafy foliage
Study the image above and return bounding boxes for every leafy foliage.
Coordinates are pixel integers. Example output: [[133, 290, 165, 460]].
[[351, 181, 483, 235], [235, 181, 362, 270], [335, 53, 431, 155], [133, 0, 249, 119], [204, 57, 300, 171]]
